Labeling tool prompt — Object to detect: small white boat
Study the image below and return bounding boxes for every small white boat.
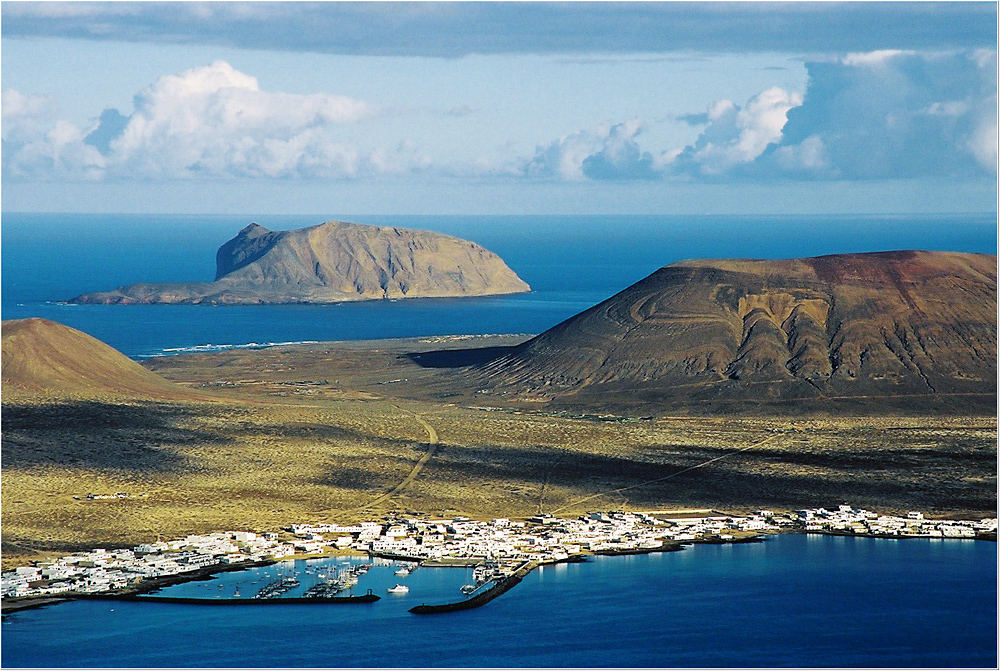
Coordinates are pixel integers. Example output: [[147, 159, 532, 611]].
[[394, 568, 410, 576], [387, 584, 409, 594]]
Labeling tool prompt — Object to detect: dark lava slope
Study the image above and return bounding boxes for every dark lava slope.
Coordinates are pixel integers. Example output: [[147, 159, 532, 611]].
[[471, 251, 997, 413]]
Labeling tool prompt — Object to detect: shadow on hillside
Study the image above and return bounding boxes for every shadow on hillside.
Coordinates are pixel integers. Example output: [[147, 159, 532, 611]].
[[317, 440, 996, 514], [2, 401, 229, 472], [405, 346, 516, 369], [249, 422, 416, 450]]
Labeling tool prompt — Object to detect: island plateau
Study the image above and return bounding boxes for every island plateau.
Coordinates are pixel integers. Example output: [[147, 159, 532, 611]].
[[71, 220, 530, 304]]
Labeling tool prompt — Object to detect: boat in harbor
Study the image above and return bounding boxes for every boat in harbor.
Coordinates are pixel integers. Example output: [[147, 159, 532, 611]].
[[394, 568, 410, 576], [253, 576, 300, 599], [387, 584, 409, 594]]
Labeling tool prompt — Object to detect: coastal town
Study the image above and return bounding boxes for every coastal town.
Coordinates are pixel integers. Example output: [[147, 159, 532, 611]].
[[3, 506, 996, 604]]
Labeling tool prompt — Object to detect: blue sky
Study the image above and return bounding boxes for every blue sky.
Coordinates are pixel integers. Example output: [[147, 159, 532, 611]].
[[2, 2, 996, 214]]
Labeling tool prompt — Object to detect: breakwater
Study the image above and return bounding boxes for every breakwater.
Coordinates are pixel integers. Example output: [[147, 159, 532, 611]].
[[409, 560, 538, 614], [593, 541, 684, 556], [77, 592, 380, 605], [1, 559, 278, 614], [694, 535, 766, 545]]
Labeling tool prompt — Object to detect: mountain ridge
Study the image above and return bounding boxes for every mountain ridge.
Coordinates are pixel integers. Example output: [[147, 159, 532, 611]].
[[465, 250, 997, 413]]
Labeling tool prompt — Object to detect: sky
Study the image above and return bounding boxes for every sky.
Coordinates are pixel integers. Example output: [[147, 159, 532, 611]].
[[1, 2, 997, 215]]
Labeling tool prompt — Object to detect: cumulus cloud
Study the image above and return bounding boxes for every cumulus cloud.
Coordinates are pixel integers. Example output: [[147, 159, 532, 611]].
[[760, 50, 997, 178], [523, 49, 996, 183], [3, 89, 105, 179], [671, 88, 802, 176], [524, 119, 663, 181], [103, 60, 374, 178], [2, 61, 442, 181]]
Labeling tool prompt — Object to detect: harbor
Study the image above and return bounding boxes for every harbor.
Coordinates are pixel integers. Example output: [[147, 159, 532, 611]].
[[3, 506, 995, 615], [4, 534, 994, 668], [82, 592, 380, 605]]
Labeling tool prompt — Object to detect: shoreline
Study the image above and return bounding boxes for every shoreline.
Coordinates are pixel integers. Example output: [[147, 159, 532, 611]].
[[4, 525, 995, 615], [2, 559, 276, 614]]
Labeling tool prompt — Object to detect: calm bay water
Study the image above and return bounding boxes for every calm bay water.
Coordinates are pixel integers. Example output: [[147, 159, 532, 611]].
[[2, 213, 995, 357], [1, 213, 997, 667], [1, 535, 996, 668]]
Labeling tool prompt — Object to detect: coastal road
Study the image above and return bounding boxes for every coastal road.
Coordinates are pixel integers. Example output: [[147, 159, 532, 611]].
[[348, 407, 439, 513], [549, 433, 778, 515]]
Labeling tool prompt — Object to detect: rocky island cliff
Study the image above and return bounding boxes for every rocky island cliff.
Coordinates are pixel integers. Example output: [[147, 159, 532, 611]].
[[71, 221, 530, 304], [466, 250, 997, 413]]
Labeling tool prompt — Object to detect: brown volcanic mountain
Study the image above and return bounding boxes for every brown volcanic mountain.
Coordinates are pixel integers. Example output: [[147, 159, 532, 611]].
[[471, 251, 997, 413], [72, 221, 530, 305], [2, 318, 204, 401]]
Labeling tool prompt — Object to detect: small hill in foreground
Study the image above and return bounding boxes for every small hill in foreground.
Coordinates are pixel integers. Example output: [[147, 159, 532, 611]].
[[467, 250, 997, 413], [2, 318, 205, 402], [71, 220, 531, 304]]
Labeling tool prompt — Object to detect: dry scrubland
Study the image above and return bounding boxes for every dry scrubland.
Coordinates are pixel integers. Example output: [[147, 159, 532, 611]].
[[3, 337, 996, 568]]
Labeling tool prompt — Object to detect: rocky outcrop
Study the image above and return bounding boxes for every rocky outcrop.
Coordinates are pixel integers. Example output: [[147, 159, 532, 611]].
[[71, 221, 530, 304], [470, 251, 997, 413]]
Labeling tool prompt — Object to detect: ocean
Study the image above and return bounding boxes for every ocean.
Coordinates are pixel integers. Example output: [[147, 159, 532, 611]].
[[1, 535, 996, 668], [2, 213, 996, 357], [1, 212, 997, 667]]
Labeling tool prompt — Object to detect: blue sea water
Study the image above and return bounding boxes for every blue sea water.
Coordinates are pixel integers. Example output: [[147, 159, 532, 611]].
[[2, 213, 996, 357], [1, 535, 996, 668], [1, 213, 997, 667]]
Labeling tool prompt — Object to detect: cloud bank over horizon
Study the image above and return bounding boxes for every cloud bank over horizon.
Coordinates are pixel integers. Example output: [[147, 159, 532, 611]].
[[524, 50, 997, 183], [4, 50, 995, 187]]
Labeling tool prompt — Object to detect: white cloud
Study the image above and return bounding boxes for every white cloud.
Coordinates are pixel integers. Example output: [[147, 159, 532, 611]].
[[3, 89, 106, 179], [672, 87, 802, 175], [840, 49, 917, 67], [4, 118, 106, 180], [3, 61, 419, 181], [2, 89, 55, 123], [106, 61, 374, 178], [524, 119, 661, 181], [968, 107, 998, 171], [772, 134, 829, 173], [765, 50, 998, 178], [525, 126, 607, 180]]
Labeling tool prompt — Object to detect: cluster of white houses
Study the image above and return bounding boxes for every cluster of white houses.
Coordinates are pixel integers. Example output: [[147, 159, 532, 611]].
[[794, 504, 997, 538], [3, 506, 995, 600]]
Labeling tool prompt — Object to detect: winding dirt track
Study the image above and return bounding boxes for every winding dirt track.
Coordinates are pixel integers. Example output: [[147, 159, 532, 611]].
[[350, 408, 439, 512]]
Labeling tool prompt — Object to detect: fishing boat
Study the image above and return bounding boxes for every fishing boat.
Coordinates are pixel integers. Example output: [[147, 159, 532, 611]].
[[387, 584, 409, 594]]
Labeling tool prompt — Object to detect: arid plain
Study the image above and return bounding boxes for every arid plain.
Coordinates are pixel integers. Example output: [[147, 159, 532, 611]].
[[4, 332, 995, 569]]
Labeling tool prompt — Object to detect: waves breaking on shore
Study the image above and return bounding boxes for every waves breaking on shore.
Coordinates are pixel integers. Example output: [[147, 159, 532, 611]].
[[134, 340, 321, 359]]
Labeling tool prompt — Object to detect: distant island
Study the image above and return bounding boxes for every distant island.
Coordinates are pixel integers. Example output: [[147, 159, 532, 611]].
[[71, 220, 531, 304]]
